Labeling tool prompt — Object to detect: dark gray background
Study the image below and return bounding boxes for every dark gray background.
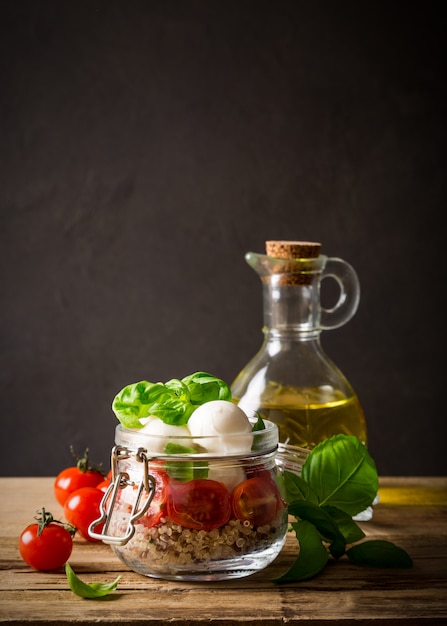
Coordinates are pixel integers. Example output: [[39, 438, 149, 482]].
[[1, 1, 445, 477]]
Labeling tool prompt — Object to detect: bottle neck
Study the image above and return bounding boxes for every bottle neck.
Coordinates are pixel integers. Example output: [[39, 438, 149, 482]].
[[261, 277, 322, 335]]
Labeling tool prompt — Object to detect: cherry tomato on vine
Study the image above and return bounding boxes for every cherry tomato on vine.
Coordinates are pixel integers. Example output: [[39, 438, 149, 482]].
[[54, 447, 105, 506], [167, 478, 231, 530], [63, 487, 104, 541], [231, 476, 283, 526], [19, 508, 75, 571]]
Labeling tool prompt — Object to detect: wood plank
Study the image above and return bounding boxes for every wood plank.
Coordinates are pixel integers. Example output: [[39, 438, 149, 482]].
[[1, 477, 446, 624]]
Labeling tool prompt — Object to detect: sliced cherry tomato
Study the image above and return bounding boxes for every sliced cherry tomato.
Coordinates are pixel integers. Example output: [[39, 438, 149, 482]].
[[139, 468, 169, 528], [167, 479, 231, 530], [231, 476, 283, 526], [54, 448, 105, 506], [19, 509, 75, 571], [245, 466, 273, 481], [63, 487, 104, 541]]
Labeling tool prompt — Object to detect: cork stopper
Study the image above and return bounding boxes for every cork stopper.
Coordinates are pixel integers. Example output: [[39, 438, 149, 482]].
[[265, 240, 321, 259], [264, 240, 321, 285]]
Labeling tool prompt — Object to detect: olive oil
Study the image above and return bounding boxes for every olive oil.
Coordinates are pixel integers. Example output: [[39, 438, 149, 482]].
[[236, 383, 367, 450], [378, 480, 447, 506]]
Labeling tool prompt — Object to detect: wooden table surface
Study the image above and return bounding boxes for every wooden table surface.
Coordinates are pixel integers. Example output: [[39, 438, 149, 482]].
[[1, 476, 446, 625]]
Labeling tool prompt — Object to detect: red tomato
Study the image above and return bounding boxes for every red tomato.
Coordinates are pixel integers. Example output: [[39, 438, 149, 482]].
[[19, 511, 74, 571], [231, 476, 283, 526], [54, 466, 104, 506], [167, 479, 231, 531], [96, 479, 111, 493], [139, 468, 169, 528], [95, 467, 115, 493], [246, 466, 273, 481], [63, 487, 104, 541]]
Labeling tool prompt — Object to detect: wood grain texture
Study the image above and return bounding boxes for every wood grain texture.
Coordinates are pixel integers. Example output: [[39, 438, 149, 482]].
[[1, 477, 446, 625]]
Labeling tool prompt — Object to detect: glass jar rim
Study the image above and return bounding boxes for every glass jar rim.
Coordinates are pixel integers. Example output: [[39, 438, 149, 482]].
[[114, 416, 279, 459]]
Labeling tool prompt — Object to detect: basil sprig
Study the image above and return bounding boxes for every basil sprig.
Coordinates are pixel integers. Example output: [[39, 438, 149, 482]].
[[274, 435, 413, 583], [112, 372, 231, 428]]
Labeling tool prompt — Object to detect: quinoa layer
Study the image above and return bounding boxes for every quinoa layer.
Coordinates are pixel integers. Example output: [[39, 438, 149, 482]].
[[110, 509, 286, 572]]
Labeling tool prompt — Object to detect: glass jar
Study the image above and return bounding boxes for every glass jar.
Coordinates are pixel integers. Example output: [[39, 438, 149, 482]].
[[89, 417, 288, 581]]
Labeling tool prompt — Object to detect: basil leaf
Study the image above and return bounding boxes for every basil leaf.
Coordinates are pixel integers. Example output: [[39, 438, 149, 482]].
[[143, 379, 193, 425], [273, 521, 329, 582], [250, 415, 268, 451], [112, 380, 193, 427], [112, 373, 232, 428], [163, 443, 208, 481], [287, 500, 346, 559], [346, 540, 413, 568], [284, 470, 319, 505], [164, 442, 198, 455], [181, 372, 232, 405], [322, 505, 366, 544], [163, 378, 191, 401], [147, 398, 193, 425], [111, 381, 157, 428], [302, 435, 378, 516], [252, 414, 266, 432], [65, 563, 121, 599]]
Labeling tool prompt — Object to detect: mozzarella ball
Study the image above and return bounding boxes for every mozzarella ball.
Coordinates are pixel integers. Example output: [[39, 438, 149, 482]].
[[139, 415, 157, 427], [140, 418, 191, 453], [188, 400, 251, 436], [188, 400, 253, 454], [207, 463, 246, 492]]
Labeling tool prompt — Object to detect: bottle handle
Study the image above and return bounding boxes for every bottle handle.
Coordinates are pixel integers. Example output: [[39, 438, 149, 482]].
[[320, 257, 360, 330]]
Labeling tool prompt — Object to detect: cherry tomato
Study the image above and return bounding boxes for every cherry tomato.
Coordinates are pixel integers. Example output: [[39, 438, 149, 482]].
[[167, 478, 231, 530], [54, 448, 105, 506], [19, 509, 74, 571], [63, 487, 104, 541], [246, 466, 273, 481], [95, 467, 115, 493], [139, 468, 169, 528], [231, 476, 283, 526], [54, 467, 104, 505], [96, 479, 111, 493]]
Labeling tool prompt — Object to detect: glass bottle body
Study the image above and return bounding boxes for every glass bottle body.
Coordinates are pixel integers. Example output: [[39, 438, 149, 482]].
[[232, 331, 367, 473]]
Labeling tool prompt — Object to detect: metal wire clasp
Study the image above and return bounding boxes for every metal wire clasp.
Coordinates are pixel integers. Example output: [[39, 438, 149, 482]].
[[88, 445, 156, 545]]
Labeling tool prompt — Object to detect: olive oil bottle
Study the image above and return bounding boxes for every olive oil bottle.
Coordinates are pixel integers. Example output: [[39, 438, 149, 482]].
[[231, 241, 368, 476]]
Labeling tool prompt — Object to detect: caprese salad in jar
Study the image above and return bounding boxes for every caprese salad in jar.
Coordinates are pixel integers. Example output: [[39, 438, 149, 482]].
[[100, 372, 287, 573]]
